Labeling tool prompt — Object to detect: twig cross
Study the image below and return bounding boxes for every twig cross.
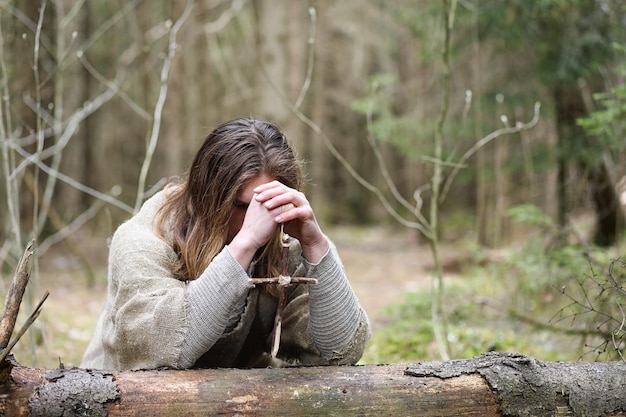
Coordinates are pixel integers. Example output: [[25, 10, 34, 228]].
[[248, 230, 317, 358]]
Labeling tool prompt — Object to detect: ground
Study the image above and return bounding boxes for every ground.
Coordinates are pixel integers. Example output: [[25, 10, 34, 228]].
[[329, 226, 431, 331]]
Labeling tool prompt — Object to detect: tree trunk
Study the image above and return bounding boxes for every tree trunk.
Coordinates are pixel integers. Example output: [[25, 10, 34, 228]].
[[553, 82, 624, 246], [1, 352, 625, 416]]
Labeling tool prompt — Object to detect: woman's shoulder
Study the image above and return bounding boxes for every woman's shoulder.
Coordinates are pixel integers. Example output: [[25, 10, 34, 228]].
[[111, 190, 173, 255]]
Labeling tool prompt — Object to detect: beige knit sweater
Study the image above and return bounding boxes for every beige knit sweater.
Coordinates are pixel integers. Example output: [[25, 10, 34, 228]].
[[81, 190, 370, 370]]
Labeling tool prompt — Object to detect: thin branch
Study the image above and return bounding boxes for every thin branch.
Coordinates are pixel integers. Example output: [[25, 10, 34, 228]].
[[134, 0, 194, 212], [37, 194, 106, 255], [0, 30, 21, 250], [0, 2, 54, 53], [31, 0, 47, 241], [0, 240, 35, 349], [204, 0, 246, 34], [9, 144, 133, 213], [78, 53, 151, 121], [0, 291, 49, 364], [59, 0, 87, 28], [363, 102, 430, 228], [509, 306, 611, 338], [294, 108, 431, 237], [294, 7, 316, 109], [611, 301, 625, 360], [440, 101, 541, 202], [420, 155, 468, 169], [255, 7, 431, 238], [47, 0, 141, 78], [12, 87, 117, 181], [428, 0, 455, 362], [607, 259, 626, 298], [551, 270, 625, 338]]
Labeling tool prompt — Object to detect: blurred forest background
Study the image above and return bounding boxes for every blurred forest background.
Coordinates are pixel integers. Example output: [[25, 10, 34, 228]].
[[1, 0, 626, 368]]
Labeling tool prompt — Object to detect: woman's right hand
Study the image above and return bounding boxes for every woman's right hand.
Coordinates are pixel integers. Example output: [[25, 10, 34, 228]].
[[227, 193, 281, 270]]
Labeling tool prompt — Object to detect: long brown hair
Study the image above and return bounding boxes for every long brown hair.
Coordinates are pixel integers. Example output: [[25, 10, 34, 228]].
[[155, 118, 303, 280]]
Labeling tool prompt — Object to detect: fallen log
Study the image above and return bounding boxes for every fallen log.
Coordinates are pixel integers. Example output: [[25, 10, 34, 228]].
[[0, 352, 625, 416]]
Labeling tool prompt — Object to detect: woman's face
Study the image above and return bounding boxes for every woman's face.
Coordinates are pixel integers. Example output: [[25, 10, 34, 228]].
[[227, 173, 275, 243]]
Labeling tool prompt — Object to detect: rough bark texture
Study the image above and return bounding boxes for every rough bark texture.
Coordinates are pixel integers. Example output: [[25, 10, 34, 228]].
[[0, 352, 625, 416], [0, 240, 34, 350], [407, 352, 626, 417]]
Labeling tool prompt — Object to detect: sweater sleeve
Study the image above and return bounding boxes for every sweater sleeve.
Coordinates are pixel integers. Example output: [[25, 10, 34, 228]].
[[177, 247, 253, 368], [82, 218, 190, 371], [304, 242, 371, 362]]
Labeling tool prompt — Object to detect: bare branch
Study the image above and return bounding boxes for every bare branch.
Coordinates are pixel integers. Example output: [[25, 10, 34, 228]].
[[31, 0, 47, 241], [77, 54, 151, 121], [255, 7, 431, 237], [550, 259, 626, 360], [37, 194, 106, 255], [0, 32, 21, 249], [439, 102, 541, 202], [294, 109, 431, 237], [9, 144, 133, 213], [510, 306, 609, 338], [0, 291, 48, 364], [12, 88, 117, 181], [294, 7, 316, 110], [204, 0, 246, 34], [363, 101, 430, 227], [0, 2, 54, 52], [611, 301, 625, 360], [134, 0, 194, 213], [608, 258, 626, 298], [52, 0, 141, 76], [0, 240, 35, 349]]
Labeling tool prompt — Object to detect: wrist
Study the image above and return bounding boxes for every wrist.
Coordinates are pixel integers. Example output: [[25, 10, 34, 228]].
[[301, 235, 330, 264], [227, 234, 259, 270]]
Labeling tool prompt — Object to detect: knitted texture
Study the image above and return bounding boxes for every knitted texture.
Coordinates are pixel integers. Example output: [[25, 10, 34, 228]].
[[81, 190, 370, 370]]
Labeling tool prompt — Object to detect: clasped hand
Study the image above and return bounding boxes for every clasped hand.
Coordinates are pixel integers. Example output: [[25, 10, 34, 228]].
[[234, 181, 329, 265]]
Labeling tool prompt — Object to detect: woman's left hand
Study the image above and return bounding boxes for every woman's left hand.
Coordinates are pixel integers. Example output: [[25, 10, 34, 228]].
[[253, 181, 329, 263]]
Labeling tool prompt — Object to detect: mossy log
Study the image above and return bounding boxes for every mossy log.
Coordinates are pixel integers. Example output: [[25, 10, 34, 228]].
[[0, 352, 625, 416]]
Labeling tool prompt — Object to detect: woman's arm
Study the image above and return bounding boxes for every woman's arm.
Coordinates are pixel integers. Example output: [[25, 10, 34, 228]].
[[177, 247, 253, 368], [304, 243, 371, 363], [90, 219, 252, 370]]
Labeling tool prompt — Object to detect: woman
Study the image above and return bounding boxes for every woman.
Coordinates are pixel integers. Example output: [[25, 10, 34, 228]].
[[81, 118, 370, 370]]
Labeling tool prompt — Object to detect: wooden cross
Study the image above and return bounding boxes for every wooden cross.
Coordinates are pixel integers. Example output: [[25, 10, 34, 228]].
[[248, 230, 317, 358]]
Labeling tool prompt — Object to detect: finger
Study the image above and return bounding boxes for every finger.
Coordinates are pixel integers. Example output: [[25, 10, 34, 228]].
[[253, 180, 285, 195], [281, 203, 296, 213], [276, 204, 312, 224], [257, 188, 302, 211], [255, 189, 292, 206], [270, 203, 294, 221]]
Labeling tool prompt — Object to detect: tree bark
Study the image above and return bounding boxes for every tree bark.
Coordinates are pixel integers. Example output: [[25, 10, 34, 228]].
[[1, 352, 625, 416], [553, 81, 625, 246]]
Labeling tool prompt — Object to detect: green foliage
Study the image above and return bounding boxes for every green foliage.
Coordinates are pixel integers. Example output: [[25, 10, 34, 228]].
[[360, 291, 434, 364], [350, 73, 435, 162], [505, 204, 553, 228], [363, 205, 625, 363], [350, 72, 483, 173], [360, 272, 582, 363], [478, 0, 622, 84], [553, 257, 626, 361], [577, 43, 626, 158], [503, 204, 607, 294]]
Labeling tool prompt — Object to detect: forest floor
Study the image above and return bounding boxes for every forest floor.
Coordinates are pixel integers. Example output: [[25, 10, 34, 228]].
[[330, 226, 437, 331]]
